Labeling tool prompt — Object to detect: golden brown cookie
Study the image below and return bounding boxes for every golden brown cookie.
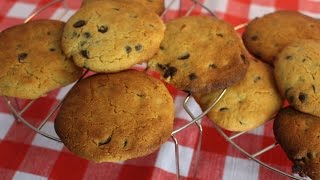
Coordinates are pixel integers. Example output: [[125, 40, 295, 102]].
[[54, 70, 174, 162], [274, 107, 320, 180], [274, 39, 320, 117], [62, 0, 165, 73], [193, 57, 282, 131], [0, 20, 83, 99], [81, 0, 165, 15], [148, 16, 248, 93], [243, 11, 320, 64]]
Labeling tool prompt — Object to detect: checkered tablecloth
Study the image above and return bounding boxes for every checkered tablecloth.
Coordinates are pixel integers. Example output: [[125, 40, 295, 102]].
[[0, 0, 320, 179]]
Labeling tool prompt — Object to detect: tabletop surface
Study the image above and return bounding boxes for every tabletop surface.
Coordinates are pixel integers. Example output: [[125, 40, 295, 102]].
[[0, 0, 320, 180]]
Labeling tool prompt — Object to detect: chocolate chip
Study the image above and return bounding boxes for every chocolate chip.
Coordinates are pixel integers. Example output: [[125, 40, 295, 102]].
[[98, 135, 112, 146], [49, 48, 55, 52], [83, 32, 91, 38], [73, 20, 86, 28], [125, 46, 132, 54], [292, 164, 303, 174], [286, 55, 293, 60], [123, 140, 128, 147], [209, 64, 217, 69], [254, 76, 261, 83], [251, 35, 258, 41], [239, 121, 244, 125], [312, 85, 316, 93], [240, 54, 246, 62], [307, 152, 315, 159], [80, 50, 90, 59], [157, 63, 167, 70], [98, 25, 108, 33], [298, 92, 307, 103], [302, 58, 306, 62], [180, 24, 187, 31], [112, 8, 120, 11], [163, 66, 177, 78], [219, 107, 228, 111], [177, 52, 190, 60], [160, 46, 165, 50], [216, 33, 224, 37], [188, 73, 197, 80], [18, 53, 28, 62], [135, 44, 143, 51]]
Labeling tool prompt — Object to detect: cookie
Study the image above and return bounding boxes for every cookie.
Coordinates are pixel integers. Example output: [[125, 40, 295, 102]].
[[148, 16, 248, 93], [274, 39, 320, 117], [243, 11, 320, 64], [81, 0, 165, 15], [62, 0, 165, 73], [0, 20, 83, 99], [193, 57, 282, 131], [54, 70, 174, 162], [274, 107, 320, 179]]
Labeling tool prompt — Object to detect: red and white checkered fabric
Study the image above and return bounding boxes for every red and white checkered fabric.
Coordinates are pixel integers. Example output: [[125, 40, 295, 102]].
[[0, 0, 319, 179]]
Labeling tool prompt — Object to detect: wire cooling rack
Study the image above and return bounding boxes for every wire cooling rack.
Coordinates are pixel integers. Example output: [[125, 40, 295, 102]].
[[3, 0, 308, 180]]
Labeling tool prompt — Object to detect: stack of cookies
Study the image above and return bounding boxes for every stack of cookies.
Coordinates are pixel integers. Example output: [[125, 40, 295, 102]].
[[0, 0, 175, 163], [242, 11, 320, 179], [54, 0, 258, 162], [54, 0, 177, 162]]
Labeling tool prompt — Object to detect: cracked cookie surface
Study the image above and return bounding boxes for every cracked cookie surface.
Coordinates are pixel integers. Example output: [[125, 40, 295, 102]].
[[54, 70, 174, 162], [193, 56, 282, 131], [147, 16, 248, 93], [243, 11, 320, 64], [0, 20, 83, 99], [274, 107, 320, 179], [62, 0, 165, 73], [274, 39, 320, 117], [81, 0, 164, 15]]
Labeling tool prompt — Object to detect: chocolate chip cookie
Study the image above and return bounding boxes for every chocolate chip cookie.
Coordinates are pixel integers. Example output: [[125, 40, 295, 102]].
[[81, 0, 165, 15], [148, 16, 248, 93], [274, 39, 320, 117], [54, 70, 174, 162], [243, 11, 320, 64], [274, 107, 320, 179], [194, 57, 282, 131], [0, 20, 83, 99], [62, 0, 165, 73]]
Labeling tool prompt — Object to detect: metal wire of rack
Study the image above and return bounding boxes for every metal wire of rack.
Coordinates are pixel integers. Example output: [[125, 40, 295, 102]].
[[2, 0, 308, 180]]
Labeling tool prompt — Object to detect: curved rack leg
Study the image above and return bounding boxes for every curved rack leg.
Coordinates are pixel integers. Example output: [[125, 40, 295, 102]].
[[193, 121, 203, 179], [10, 97, 21, 122], [213, 124, 303, 180], [5, 96, 61, 142], [4, 69, 90, 142], [171, 135, 181, 180], [171, 89, 226, 179]]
